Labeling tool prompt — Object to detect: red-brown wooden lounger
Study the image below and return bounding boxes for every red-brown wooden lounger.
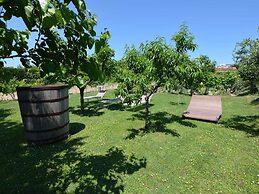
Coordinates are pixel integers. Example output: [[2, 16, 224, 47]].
[[182, 95, 222, 122]]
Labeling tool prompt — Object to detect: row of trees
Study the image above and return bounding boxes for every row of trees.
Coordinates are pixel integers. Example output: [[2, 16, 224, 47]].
[[114, 25, 258, 129], [0, 1, 258, 130], [233, 35, 259, 94], [0, 0, 115, 110], [0, 66, 44, 95], [115, 25, 218, 129]]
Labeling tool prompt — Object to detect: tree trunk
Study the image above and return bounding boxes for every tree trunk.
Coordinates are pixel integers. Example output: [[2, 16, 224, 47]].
[[143, 85, 160, 130], [144, 98, 150, 131], [190, 87, 194, 96], [251, 80, 258, 94], [79, 87, 86, 111], [205, 86, 209, 95]]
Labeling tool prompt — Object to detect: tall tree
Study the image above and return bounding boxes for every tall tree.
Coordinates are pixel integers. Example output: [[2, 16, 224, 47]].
[[177, 59, 202, 95], [51, 31, 115, 111], [171, 24, 199, 95], [0, 0, 112, 109], [194, 55, 216, 94], [117, 25, 197, 130], [233, 35, 259, 93]]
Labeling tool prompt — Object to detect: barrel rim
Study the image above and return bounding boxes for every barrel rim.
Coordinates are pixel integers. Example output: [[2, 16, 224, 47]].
[[16, 84, 68, 91]]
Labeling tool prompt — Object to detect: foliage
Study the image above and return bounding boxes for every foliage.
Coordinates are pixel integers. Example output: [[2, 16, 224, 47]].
[[0, 0, 114, 111], [234, 35, 259, 93], [217, 71, 240, 94], [116, 25, 197, 129], [1, 66, 42, 81], [171, 24, 206, 95], [49, 31, 115, 111], [194, 55, 216, 94], [194, 71, 240, 95], [0, 0, 109, 84], [172, 24, 197, 53], [0, 66, 45, 94], [177, 59, 202, 95]]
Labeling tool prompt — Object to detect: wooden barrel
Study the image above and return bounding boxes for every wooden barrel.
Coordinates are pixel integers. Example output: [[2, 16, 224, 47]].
[[16, 85, 69, 145]]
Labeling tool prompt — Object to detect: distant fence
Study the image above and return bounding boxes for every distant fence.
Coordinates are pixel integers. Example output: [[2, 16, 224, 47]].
[[0, 83, 118, 101], [68, 83, 118, 94]]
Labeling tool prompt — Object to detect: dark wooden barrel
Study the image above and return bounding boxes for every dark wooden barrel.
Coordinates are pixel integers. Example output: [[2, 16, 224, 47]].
[[16, 85, 69, 145]]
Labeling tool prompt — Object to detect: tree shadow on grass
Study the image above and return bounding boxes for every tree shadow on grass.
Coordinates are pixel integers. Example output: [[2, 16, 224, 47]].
[[0, 119, 147, 193], [250, 98, 259, 105], [126, 103, 155, 112], [220, 115, 259, 137], [105, 103, 155, 112], [106, 103, 125, 111], [70, 105, 104, 117], [126, 111, 196, 139], [0, 108, 11, 120], [170, 101, 186, 106], [0, 120, 24, 147], [69, 122, 86, 135], [34, 141, 147, 194]]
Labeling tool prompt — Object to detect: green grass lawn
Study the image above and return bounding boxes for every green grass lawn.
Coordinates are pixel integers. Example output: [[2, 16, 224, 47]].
[[0, 91, 258, 193]]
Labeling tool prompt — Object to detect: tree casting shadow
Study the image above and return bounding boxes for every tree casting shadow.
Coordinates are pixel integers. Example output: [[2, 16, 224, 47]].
[[34, 141, 147, 193], [70, 105, 104, 117], [69, 122, 86, 135], [221, 115, 259, 137], [126, 111, 196, 139], [105, 103, 155, 112], [126, 103, 155, 112], [0, 108, 11, 120], [170, 101, 186, 106], [0, 119, 147, 193], [106, 103, 125, 111], [250, 98, 259, 105]]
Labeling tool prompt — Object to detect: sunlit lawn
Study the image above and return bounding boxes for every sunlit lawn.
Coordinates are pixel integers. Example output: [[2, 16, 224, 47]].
[[0, 91, 258, 193]]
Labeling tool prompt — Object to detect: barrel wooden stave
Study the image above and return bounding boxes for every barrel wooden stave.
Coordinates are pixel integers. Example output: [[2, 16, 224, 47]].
[[22, 111, 69, 131], [17, 88, 68, 101], [26, 125, 69, 144], [19, 98, 68, 116], [17, 85, 69, 145]]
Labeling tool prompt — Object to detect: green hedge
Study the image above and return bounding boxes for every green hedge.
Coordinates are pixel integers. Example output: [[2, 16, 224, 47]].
[[0, 66, 46, 94]]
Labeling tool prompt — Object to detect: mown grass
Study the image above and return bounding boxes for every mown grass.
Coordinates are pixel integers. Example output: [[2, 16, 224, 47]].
[[0, 91, 258, 193]]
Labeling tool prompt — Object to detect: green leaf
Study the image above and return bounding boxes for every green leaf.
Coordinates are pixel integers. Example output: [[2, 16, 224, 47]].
[[0, 20, 6, 28], [60, 4, 76, 24], [74, 76, 86, 87], [24, 4, 34, 18], [38, 0, 50, 12], [72, 0, 86, 17], [87, 36, 95, 49], [20, 58, 31, 68], [41, 61, 60, 75], [0, 61, 4, 68], [64, 0, 72, 4], [3, 9, 12, 21], [42, 8, 58, 29]]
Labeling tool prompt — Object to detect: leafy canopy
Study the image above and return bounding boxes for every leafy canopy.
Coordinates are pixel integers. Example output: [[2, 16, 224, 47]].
[[0, 0, 110, 83], [234, 35, 259, 93], [116, 25, 197, 129]]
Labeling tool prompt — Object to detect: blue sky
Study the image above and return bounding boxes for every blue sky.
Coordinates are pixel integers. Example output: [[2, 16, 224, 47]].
[[86, 0, 259, 65], [5, 0, 259, 66]]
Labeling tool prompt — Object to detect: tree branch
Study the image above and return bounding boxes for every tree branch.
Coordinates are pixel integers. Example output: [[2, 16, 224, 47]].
[[34, 26, 42, 50], [83, 79, 92, 88], [0, 54, 30, 59]]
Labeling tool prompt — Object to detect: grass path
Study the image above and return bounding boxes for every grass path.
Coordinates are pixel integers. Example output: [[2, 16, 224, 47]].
[[0, 92, 258, 193]]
